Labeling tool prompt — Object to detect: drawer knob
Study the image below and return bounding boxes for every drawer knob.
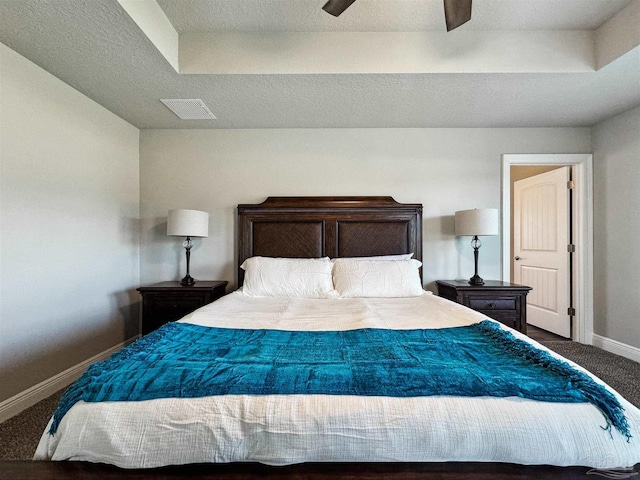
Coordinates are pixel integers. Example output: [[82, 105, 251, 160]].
[[489, 303, 497, 308]]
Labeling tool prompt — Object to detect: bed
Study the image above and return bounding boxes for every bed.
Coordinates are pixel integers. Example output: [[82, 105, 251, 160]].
[[31, 197, 640, 478]]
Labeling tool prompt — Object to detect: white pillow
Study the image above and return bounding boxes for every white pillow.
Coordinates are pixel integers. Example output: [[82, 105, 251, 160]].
[[240, 256, 336, 298], [334, 253, 414, 261], [332, 258, 424, 298]]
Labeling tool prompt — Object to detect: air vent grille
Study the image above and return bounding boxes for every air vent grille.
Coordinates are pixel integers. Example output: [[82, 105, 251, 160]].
[[160, 99, 216, 120]]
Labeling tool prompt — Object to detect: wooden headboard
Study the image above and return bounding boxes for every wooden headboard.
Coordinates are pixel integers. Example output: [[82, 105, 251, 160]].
[[237, 196, 423, 286]]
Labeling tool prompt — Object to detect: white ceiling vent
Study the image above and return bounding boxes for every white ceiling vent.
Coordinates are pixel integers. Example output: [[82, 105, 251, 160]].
[[160, 99, 216, 120]]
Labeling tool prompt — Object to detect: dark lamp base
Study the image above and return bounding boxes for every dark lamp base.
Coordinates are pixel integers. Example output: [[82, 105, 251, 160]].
[[468, 275, 485, 286], [180, 275, 196, 286]]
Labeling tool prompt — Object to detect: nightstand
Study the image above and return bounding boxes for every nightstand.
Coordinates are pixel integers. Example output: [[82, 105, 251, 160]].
[[435, 280, 532, 334], [137, 281, 228, 335]]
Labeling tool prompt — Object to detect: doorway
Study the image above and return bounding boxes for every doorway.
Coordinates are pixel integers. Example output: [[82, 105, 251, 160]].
[[513, 166, 571, 338], [501, 154, 594, 344]]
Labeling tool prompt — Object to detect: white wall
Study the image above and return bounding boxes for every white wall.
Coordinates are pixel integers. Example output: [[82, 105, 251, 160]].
[[140, 128, 590, 293], [0, 43, 141, 402], [592, 106, 640, 349]]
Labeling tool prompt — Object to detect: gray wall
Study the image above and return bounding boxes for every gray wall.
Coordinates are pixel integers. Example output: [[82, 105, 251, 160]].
[[0, 44, 141, 402], [139, 128, 591, 293], [592, 106, 640, 349]]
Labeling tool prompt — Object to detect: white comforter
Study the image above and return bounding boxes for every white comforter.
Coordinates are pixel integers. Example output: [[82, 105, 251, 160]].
[[35, 291, 640, 468]]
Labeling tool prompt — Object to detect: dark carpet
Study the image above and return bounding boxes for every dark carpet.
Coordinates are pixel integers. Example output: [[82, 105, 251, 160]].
[[542, 341, 640, 408], [0, 341, 638, 461], [0, 390, 63, 461]]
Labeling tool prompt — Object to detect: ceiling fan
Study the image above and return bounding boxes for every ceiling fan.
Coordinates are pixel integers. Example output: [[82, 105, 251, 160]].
[[322, 0, 472, 31]]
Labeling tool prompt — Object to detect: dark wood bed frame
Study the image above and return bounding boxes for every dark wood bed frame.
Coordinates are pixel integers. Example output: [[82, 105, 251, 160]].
[[237, 196, 423, 286], [1, 197, 625, 479]]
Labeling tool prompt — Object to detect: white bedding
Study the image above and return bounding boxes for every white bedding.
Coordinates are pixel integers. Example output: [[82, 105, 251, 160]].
[[35, 291, 640, 469]]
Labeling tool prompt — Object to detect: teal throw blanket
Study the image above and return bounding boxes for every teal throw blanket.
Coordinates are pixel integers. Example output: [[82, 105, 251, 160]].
[[50, 320, 631, 440]]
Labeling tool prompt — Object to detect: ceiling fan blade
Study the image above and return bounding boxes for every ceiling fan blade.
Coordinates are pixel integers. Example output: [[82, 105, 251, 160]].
[[322, 0, 357, 17], [444, 0, 472, 31]]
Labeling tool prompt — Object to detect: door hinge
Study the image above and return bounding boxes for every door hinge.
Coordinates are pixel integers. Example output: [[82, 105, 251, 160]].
[[567, 244, 576, 253], [567, 180, 576, 189], [568, 307, 576, 316]]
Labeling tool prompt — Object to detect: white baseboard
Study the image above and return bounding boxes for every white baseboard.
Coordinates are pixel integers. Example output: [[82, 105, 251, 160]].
[[0, 336, 139, 424], [591, 334, 640, 364]]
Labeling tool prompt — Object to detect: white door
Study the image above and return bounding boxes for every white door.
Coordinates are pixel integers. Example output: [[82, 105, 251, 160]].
[[514, 167, 571, 338]]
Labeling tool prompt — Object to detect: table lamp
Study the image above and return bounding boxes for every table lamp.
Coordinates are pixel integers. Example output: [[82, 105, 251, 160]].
[[167, 209, 209, 286], [455, 208, 499, 285]]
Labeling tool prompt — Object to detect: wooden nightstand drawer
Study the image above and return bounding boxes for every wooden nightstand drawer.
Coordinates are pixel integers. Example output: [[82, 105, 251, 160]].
[[137, 281, 228, 335], [150, 295, 205, 311], [478, 311, 519, 330], [146, 295, 206, 323], [468, 297, 516, 311], [436, 280, 531, 334]]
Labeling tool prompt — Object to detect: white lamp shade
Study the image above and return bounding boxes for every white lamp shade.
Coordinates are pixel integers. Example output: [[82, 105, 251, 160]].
[[167, 209, 209, 238], [455, 208, 499, 236]]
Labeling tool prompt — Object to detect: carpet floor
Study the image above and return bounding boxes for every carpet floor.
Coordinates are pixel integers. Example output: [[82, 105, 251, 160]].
[[1, 340, 639, 461]]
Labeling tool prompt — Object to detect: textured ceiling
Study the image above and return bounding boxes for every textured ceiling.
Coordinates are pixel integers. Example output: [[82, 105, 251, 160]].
[[158, 0, 632, 32], [0, 0, 639, 129]]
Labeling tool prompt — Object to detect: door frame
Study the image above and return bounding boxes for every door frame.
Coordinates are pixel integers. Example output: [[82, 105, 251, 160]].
[[501, 154, 593, 344]]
